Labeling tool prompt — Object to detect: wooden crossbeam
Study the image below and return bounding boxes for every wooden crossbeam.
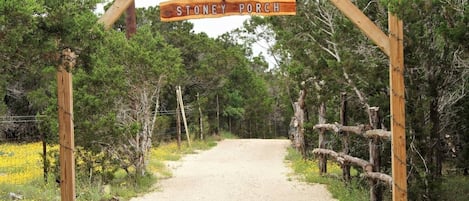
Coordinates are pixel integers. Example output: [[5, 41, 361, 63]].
[[329, 0, 390, 56], [98, 0, 134, 30]]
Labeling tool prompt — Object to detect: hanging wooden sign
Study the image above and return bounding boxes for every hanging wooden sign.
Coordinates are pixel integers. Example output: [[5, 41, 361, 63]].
[[160, 0, 296, 22]]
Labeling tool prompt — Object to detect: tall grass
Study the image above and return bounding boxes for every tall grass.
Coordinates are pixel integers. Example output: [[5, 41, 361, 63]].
[[437, 175, 469, 201], [285, 147, 369, 201], [219, 131, 238, 139]]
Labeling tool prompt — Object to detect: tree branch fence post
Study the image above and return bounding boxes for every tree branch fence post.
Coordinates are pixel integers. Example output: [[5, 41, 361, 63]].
[[318, 102, 327, 174], [369, 107, 383, 201], [292, 88, 306, 157], [313, 101, 393, 200], [340, 92, 351, 181]]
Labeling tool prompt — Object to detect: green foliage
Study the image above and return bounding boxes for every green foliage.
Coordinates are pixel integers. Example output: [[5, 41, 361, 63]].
[[437, 175, 469, 201], [285, 148, 368, 201], [219, 131, 239, 139], [399, 1, 469, 200]]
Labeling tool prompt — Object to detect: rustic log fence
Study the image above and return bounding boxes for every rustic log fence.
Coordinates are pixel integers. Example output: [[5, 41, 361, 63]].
[[312, 94, 392, 201]]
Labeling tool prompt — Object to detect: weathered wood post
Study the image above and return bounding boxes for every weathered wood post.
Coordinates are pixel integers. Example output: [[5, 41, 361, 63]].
[[177, 86, 191, 147], [340, 92, 351, 181], [318, 102, 327, 174], [369, 107, 382, 201], [176, 89, 182, 149], [57, 48, 77, 201]]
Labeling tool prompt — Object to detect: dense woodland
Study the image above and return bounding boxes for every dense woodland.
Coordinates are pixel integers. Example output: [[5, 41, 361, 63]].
[[1, 0, 468, 200]]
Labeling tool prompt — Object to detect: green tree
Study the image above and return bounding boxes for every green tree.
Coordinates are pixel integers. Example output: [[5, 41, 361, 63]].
[[401, 1, 469, 200]]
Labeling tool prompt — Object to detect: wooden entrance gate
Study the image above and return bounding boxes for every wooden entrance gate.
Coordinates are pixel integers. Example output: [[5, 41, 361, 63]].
[[57, 1, 406, 200]]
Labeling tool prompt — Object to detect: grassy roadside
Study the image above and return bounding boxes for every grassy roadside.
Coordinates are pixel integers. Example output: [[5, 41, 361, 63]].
[[284, 147, 369, 201], [110, 137, 219, 200], [285, 147, 469, 201], [0, 133, 226, 201], [113, 131, 235, 199]]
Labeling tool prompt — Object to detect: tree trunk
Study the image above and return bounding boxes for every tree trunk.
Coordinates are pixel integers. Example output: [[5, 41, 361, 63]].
[[427, 77, 442, 200], [248, 120, 252, 139], [197, 93, 203, 140], [216, 94, 220, 135], [229, 117, 232, 133], [292, 89, 306, 157], [430, 89, 442, 177]]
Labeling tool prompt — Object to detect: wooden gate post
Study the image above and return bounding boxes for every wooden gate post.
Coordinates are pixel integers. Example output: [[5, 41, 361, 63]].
[[57, 48, 77, 201], [389, 12, 407, 201], [329, 1, 407, 200]]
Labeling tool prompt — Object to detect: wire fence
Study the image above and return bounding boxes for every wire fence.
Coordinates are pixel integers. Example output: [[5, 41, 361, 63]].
[[0, 111, 193, 186], [0, 142, 52, 185], [0, 116, 53, 188]]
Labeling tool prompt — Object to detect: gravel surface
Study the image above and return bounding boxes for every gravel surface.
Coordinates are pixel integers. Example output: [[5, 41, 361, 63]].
[[131, 139, 337, 201]]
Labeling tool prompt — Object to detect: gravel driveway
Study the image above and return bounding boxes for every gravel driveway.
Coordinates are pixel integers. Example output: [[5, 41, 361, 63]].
[[131, 139, 337, 201]]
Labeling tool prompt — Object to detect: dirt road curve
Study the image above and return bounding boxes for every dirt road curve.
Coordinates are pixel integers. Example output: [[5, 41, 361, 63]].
[[131, 139, 337, 201]]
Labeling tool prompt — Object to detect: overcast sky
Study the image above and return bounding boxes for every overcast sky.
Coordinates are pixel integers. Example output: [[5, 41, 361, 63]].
[[97, 0, 275, 67], [97, 0, 249, 37]]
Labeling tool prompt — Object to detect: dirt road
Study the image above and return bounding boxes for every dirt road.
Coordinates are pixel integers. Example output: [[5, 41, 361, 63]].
[[131, 139, 337, 201]]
